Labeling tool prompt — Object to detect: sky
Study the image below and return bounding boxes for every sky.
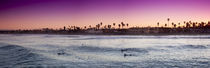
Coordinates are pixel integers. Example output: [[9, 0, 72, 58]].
[[0, 0, 210, 30]]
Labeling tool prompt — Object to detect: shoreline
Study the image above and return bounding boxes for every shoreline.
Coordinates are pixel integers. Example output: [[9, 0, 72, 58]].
[[1, 27, 210, 36], [0, 33, 210, 36]]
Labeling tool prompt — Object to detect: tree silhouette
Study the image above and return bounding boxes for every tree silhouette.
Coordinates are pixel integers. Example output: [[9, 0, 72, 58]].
[[167, 18, 170, 27], [98, 24, 100, 29], [165, 24, 167, 27], [104, 25, 107, 29], [193, 22, 196, 28], [84, 26, 86, 29], [100, 22, 103, 26], [113, 23, 116, 28], [118, 24, 121, 29], [63, 26, 66, 31], [68, 26, 71, 30], [113, 23, 116, 26], [201, 22, 205, 27], [89, 25, 91, 28], [172, 22, 174, 28], [174, 24, 176, 28], [121, 22, 124, 28], [183, 21, 186, 27], [108, 25, 111, 29], [73, 26, 76, 30], [186, 22, 190, 28], [157, 22, 159, 27], [96, 24, 100, 30]]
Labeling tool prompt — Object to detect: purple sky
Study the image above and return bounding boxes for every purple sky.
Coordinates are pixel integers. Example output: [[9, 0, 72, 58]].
[[0, 0, 210, 29]]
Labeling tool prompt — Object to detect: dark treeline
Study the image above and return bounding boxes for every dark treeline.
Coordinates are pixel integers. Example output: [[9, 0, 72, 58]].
[[1, 19, 210, 35]]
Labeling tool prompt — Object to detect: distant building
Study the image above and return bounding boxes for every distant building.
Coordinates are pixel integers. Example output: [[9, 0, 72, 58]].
[[86, 29, 103, 34], [206, 22, 210, 28], [127, 27, 159, 34]]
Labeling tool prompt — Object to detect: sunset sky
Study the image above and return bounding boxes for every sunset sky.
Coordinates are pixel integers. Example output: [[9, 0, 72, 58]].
[[0, 0, 210, 30]]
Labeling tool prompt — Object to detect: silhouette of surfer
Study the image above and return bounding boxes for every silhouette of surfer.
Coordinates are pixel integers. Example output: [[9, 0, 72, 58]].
[[124, 54, 133, 57], [57, 50, 65, 55]]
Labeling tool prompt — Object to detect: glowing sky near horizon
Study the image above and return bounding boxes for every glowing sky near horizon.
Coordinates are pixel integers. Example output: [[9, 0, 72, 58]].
[[0, 0, 210, 30]]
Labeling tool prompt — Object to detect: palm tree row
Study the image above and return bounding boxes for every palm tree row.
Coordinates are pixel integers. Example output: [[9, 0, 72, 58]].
[[63, 22, 129, 31], [63, 18, 209, 31], [84, 22, 129, 30], [157, 18, 209, 28]]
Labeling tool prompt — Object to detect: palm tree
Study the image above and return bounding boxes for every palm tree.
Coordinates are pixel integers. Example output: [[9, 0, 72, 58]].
[[167, 18, 170, 27], [108, 25, 111, 29], [73, 26, 76, 30], [98, 24, 100, 29], [95, 25, 98, 29], [126, 23, 129, 28], [104, 25, 107, 29], [118, 24, 121, 29], [89, 25, 91, 28], [100, 22, 103, 26], [171, 22, 174, 28], [121, 22, 124, 28], [201, 22, 205, 27], [189, 21, 192, 27], [157, 22, 159, 27], [113, 23, 116, 28], [174, 24, 177, 28], [192, 22, 196, 28], [165, 24, 167, 27], [186, 22, 190, 28], [195, 22, 198, 27], [68, 26, 71, 30], [96, 24, 100, 29], [84, 26, 86, 29], [63, 26, 66, 31], [178, 23, 180, 28], [183, 21, 186, 27], [113, 23, 116, 26]]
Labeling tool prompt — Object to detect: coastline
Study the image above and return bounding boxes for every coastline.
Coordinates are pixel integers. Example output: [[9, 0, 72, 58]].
[[1, 27, 210, 36], [0, 32, 210, 36]]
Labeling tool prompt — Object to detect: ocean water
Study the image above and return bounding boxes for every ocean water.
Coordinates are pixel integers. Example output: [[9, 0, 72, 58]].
[[0, 34, 210, 68]]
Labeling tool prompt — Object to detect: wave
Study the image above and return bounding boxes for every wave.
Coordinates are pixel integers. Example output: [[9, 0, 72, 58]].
[[165, 45, 209, 49], [72, 36, 210, 40], [182, 45, 209, 49], [71, 45, 152, 53], [72, 45, 118, 52], [69, 45, 160, 58], [120, 48, 149, 53], [0, 44, 46, 68], [1, 44, 210, 67], [43, 35, 81, 38]]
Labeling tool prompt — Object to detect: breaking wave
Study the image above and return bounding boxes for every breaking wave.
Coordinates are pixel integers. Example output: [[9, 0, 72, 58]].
[[73, 36, 210, 40], [165, 45, 210, 49], [70, 45, 152, 53], [0, 44, 47, 68]]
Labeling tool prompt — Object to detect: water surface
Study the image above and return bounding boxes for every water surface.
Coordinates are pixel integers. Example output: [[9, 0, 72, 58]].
[[0, 34, 210, 68]]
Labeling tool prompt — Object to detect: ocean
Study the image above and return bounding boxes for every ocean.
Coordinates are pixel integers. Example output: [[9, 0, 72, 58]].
[[0, 34, 210, 68]]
